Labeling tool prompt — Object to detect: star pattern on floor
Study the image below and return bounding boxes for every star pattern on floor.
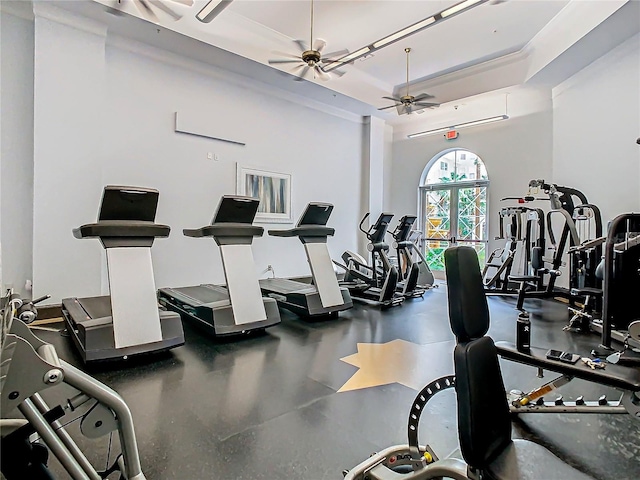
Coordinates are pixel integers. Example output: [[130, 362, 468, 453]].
[[338, 339, 433, 392]]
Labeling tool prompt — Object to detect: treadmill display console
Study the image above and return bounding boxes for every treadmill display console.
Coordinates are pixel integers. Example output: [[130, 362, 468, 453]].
[[297, 203, 334, 227], [99, 186, 159, 222], [213, 196, 259, 224]]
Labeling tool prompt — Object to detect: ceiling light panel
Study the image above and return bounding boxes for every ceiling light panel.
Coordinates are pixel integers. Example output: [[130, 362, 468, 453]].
[[196, 0, 233, 23], [323, 0, 489, 72]]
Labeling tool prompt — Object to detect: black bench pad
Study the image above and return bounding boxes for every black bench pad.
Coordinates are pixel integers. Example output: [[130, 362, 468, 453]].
[[496, 341, 640, 392]]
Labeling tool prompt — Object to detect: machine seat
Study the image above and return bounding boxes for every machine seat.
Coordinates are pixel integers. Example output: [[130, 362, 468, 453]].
[[268, 226, 335, 237], [184, 224, 264, 238], [487, 439, 593, 480], [496, 342, 640, 392], [570, 287, 602, 297], [73, 221, 170, 239]]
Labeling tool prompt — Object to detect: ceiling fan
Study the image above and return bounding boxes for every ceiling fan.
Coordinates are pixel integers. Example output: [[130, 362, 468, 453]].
[[268, 0, 348, 82], [379, 48, 440, 115], [109, 0, 194, 22]]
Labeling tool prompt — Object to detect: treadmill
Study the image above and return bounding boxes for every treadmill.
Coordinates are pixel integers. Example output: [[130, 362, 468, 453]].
[[62, 186, 185, 363], [259, 203, 353, 317], [158, 196, 281, 336]]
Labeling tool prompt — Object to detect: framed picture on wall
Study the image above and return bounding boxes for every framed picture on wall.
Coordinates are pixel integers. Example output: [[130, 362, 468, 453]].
[[236, 165, 292, 223]]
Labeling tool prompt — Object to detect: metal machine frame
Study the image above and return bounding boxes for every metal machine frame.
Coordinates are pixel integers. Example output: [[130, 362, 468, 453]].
[[1, 291, 146, 480]]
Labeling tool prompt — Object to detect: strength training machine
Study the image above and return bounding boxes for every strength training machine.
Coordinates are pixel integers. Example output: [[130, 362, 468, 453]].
[[343, 246, 595, 480], [62, 186, 184, 363], [2, 290, 147, 479]]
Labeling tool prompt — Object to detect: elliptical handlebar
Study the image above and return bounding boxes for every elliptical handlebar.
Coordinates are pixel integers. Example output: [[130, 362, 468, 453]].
[[358, 213, 372, 237]]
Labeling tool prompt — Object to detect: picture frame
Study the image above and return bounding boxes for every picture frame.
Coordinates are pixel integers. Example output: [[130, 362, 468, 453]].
[[236, 165, 292, 223]]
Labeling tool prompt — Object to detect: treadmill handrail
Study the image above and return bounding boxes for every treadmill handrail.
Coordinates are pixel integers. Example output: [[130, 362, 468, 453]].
[[183, 224, 264, 238], [73, 221, 170, 239], [268, 226, 335, 238]]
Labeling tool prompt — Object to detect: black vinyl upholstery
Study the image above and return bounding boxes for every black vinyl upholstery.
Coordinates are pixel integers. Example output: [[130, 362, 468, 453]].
[[444, 245, 490, 341], [454, 337, 512, 469], [446, 247, 512, 468]]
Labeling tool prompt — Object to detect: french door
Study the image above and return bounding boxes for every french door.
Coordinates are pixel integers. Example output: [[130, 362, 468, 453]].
[[419, 180, 489, 273]]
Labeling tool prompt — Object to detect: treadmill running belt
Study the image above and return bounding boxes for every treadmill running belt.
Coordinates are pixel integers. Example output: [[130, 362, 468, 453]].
[[260, 278, 315, 294], [78, 296, 112, 319], [171, 285, 229, 304]]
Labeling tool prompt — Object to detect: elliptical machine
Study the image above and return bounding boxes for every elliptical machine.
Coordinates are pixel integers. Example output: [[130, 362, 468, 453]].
[[388, 215, 435, 297], [336, 213, 404, 308]]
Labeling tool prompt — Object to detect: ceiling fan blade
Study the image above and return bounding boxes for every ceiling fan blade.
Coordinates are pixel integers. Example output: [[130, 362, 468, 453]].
[[271, 51, 302, 60], [414, 102, 441, 108], [293, 40, 308, 52], [314, 65, 331, 81], [312, 38, 327, 53], [378, 104, 402, 111], [133, 0, 160, 22], [382, 96, 401, 102], [147, 0, 181, 20], [322, 49, 349, 61], [269, 59, 303, 65], [294, 65, 311, 81], [413, 93, 435, 101]]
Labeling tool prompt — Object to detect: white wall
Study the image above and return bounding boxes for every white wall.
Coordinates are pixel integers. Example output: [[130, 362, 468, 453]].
[[552, 33, 640, 223], [29, 13, 365, 302], [32, 13, 107, 303], [389, 109, 554, 258], [1, 12, 34, 296]]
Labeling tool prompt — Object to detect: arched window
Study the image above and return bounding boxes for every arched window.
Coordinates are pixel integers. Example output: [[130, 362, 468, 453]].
[[418, 149, 489, 272]]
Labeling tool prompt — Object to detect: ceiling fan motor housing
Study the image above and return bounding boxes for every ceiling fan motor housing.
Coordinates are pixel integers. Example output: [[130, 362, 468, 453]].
[[302, 50, 322, 66]]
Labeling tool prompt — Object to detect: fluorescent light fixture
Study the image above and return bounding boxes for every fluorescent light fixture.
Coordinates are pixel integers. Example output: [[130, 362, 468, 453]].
[[323, 47, 371, 71], [408, 115, 509, 139], [441, 0, 484, 18], [372, 17, 435, 49], [323, 0, 488, 72], [196, 0, 233, 23]]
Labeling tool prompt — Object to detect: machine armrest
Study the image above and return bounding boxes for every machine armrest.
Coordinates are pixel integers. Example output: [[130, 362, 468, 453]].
[[184, 224, 264, 238], [268, 226, 335, 237], [495, 341, 640, 392], [73, 221, 170, 239]]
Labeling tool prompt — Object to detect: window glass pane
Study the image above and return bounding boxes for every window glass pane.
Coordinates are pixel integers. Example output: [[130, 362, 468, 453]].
[[424, 151, 456, 184], [455, 151, 488, 181], [423, 149, 488, 185]]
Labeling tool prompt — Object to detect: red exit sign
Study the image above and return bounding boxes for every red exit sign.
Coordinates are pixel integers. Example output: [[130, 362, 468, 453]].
[[446, 130, 459, 140]]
